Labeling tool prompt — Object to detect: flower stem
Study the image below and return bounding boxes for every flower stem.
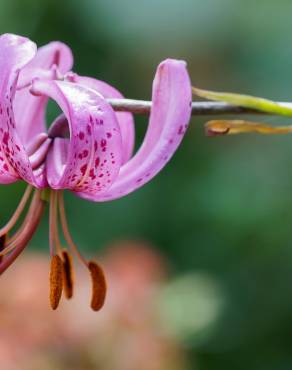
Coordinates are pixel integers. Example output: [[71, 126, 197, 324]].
[[106, 98, 292, 116]]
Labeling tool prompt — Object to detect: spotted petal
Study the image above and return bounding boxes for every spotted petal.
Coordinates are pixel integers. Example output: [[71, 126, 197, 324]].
[[78, 59, 192, 202], [31, 79, 123, 193], [14, 41, 73, 146], [0, 34, 38, 185], [72, 76, 135, 164]]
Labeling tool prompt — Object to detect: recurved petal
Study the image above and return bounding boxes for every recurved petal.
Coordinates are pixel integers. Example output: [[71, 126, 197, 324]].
[[28, 41, 73, 73], [31, 79, 122, 193], [73, 76, 135, 164], [78, 59, 192, 202], [0, 33, 40, 185], [14, 41, 73, 146]]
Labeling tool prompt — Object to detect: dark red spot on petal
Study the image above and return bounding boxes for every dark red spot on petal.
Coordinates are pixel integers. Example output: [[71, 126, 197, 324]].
[[80, 164, 87, 176], [95, 157, 100, 168], [178, 126, 184, 135]]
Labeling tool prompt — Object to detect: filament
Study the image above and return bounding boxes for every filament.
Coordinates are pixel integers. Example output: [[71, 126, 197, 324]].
[[0, 189, 41, 257], [0, 190, 45, 275], [62, 249, 74, 299], [53, 194, 63, 255], [49, 191, 62, 257], [0, 185, 33, 238], [0, 235, 5, 263], [57, 191, 88, 267]]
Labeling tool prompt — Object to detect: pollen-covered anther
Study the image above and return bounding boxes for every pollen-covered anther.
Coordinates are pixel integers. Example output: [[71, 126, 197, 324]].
[[49, 254, 63, 310], [88, 260, 107, 311], [62, 249, 74, 299], [205, 120, 230, 136], [205, 119, 292, 136]]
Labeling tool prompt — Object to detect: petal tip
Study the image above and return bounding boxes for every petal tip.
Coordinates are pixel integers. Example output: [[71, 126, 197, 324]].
[[158, 58, 187, 70]]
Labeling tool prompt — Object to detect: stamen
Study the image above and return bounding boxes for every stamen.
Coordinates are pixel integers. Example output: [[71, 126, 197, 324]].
[[49, 191, 61, 257], [49, 254, 63, 310], [205, 120, 292, 136], [88, 261, 107, 311], [0, 234, 6, 263], [0, 190, 46, 275], [0, 185, 33, 238], [0, 235, 19, 257], [57, 191, 88, 267], [62, 249, 74, 299], [3, 189, 42, 251], [57, 192, 107, 311], [53, 194, 63, 255]]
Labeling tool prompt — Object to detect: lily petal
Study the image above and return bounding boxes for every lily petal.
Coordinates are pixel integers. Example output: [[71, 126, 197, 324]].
[[0, 146, 19, 184], [73, 76, 135, 164], [0, 34, 40, 185], [31, 79, 123, 193], [78, 59, 192, 202], [14, 41, 73, 146]]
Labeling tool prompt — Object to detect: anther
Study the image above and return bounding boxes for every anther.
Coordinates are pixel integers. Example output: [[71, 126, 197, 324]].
[[49, 255, 63, 310], [62, 249, 74, 299], [88, 261, 107, 311]]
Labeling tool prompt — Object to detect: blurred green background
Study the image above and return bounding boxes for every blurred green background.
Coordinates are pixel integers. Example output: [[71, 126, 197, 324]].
[[2, 0, 292, 369]]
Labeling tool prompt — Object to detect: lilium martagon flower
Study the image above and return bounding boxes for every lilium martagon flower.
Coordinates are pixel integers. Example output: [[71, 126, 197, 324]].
[[0, 34, 192, 310]]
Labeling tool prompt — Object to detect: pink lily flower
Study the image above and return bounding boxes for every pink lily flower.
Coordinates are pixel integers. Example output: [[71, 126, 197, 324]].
[[0, 34, 192, 310]]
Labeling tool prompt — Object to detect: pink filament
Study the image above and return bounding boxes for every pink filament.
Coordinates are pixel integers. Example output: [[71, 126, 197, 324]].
[[0, 190, 45, 274], [57, 191, 88, 267], [0, 185, 33, 238], [49, 190, 62, 257]]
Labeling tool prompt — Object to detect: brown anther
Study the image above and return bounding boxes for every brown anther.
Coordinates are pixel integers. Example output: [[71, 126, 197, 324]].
[[205, 120, 230, 136], [62, 249, 74, 299], [49, 255, 63, 310], [88, 261, 107, 311], [0, 234, 6, 264]]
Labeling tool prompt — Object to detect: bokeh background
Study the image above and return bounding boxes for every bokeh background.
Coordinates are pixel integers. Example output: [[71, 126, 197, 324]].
[[1, 0, 292, 369]]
